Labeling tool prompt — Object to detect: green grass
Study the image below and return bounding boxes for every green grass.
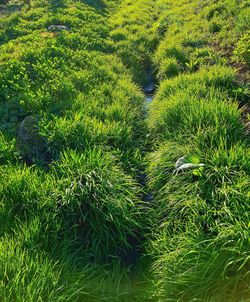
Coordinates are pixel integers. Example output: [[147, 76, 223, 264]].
[[0, 0, 249, 301], [145, 0, 250, 301], [0, 1, 148, 300]]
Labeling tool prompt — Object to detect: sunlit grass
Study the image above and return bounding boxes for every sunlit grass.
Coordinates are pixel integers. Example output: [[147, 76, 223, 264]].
[[0, 0, 249, 301], [146, 1, 250, 300]]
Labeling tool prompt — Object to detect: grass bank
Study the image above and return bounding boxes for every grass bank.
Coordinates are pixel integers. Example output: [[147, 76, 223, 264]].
[[146, 0, 250, 301], [0, 0, 149, 300], [0, 0, 249, 301]]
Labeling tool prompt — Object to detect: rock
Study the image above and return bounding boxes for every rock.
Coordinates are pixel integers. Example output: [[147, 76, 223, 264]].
[[47, 25, 70, 32], [143, 81, 155, 94], [16, 116, 50, 164]]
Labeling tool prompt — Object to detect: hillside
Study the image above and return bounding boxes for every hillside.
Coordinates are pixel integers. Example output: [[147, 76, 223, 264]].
[[0, 0, 249, 301]]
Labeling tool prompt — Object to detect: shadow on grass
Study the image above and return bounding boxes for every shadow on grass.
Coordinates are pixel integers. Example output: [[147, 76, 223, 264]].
[[47, 0, 105, 12], [0, 3, 23, 14], [81, 0, 105, 11]]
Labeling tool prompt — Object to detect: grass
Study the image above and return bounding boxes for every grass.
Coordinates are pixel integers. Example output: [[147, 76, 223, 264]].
[[0, 0, 148, 300], [0, 0, 249, 301], [145, 0, 250, 301]]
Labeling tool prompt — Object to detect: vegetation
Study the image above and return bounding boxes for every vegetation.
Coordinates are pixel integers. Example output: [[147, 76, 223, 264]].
[[0, 0, 249, 301], [146, 0, 250, 301]]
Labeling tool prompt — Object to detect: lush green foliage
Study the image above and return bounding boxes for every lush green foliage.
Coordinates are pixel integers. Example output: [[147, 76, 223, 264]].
[[234, 31, 250, 67], [145, 0, 250, 301], [0, 0, 147, 300], [0, 0, 249, 301]]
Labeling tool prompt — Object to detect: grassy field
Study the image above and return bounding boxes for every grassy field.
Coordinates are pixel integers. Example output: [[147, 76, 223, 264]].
[[0, 0, 249, 301]]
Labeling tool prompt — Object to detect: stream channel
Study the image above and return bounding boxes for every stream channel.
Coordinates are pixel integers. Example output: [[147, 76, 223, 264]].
[[143, 69, 155, 110], [141, 69, 156, 202]]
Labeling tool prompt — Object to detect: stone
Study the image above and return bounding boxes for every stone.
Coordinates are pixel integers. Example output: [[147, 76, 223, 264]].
[[16, 116, 50, 164], [143, 81, 155, 94], [47, 25, 70, 32]]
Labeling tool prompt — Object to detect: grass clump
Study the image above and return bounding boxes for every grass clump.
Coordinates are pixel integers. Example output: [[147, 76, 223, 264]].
[[156, 57, 180, 80], [234, 31, 250, 67], [48, 148, 143, 261]]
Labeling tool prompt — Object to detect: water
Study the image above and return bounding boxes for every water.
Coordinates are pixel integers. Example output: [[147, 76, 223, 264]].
[[145, 94, 153, 104], [141, 76, 155, 202], [143, 78, 155, 112]]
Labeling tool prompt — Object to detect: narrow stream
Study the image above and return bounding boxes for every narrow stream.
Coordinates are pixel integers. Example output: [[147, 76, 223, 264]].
[[143, 69, 155, 109], [141, 69, 156, 202]]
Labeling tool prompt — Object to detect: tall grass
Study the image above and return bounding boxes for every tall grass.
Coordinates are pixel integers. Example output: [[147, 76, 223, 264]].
[[0, 0, 148, 301], [146, 0, 250, 301], [0, 0, 249, 301]]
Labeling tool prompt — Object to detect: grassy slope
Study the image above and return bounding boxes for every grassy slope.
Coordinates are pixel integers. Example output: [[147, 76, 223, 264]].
[[146, 0, 250, 301], [0, 0, 249, 301], [0, 1, 148, 301]]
